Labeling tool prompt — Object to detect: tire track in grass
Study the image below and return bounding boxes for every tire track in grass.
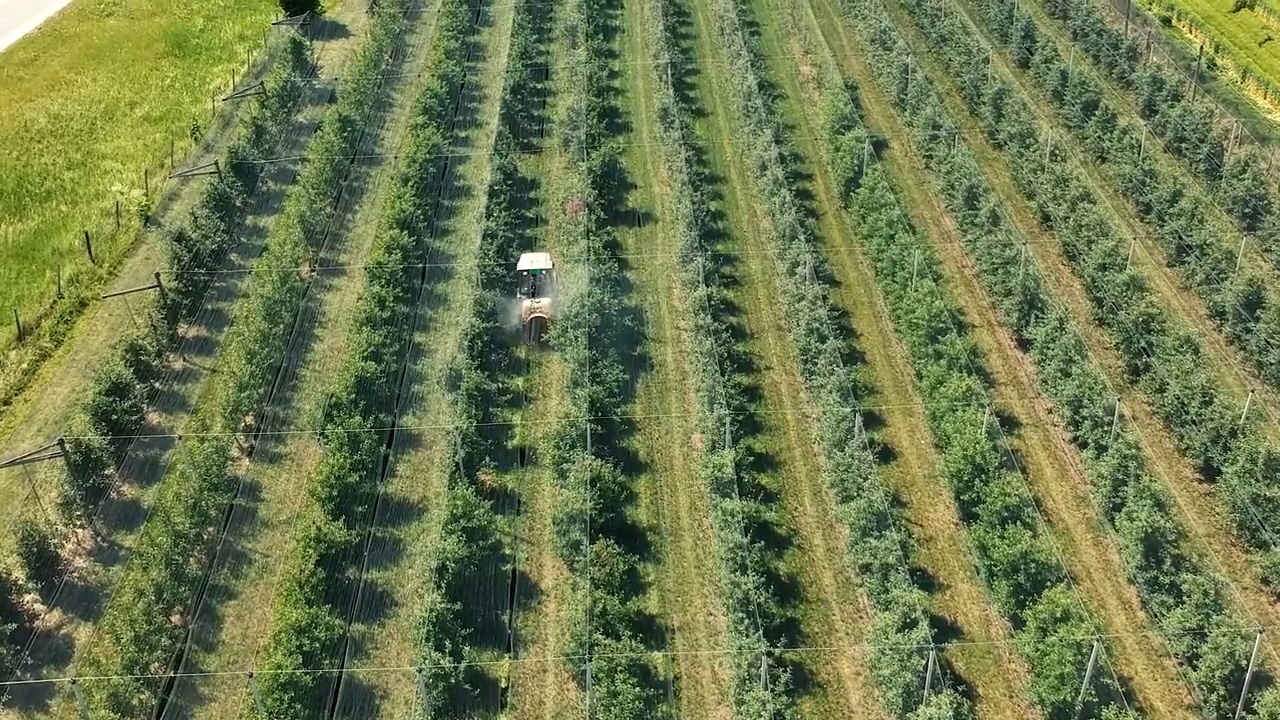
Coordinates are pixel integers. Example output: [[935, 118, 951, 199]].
[[504, 0, 583, 712], [614, 0, 737, 716]]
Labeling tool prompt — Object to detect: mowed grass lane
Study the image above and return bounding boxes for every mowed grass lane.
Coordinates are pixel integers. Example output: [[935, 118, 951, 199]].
[[0, 0, 277, 350]]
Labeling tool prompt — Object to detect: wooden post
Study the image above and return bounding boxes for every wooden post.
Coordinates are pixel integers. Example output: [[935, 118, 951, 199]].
[[144, 168, 150, 198], [116, 198, 122, 230], [911, 248, 921, 289], [1139, 125, 1147, 162], [84, 230, 95, 265], [1126, 237, 1136, 271], [1236, 234, 1248, 273], [13, 309, 21, 342], [56, 263, 63, 299], [1044, 131, 1053, 164], [1234, 629, 1264, 720], [982, 405, 992, 434], [71, 678, 89, 720], [1074, 639, 1101, 719], [170, 139, 175, 170]]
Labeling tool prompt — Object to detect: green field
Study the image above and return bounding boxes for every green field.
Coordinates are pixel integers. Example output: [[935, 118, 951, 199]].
[[0, 0, 277, 348]]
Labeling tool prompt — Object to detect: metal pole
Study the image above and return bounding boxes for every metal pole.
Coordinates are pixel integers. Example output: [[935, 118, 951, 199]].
[[248, 672, 266, 717], [1191, 44, 1204, 102], [1110, 398, 1121, 442], [1240, 389, 1255, 429], [416, 668, 431, 710], [71, 678, 88, 720], [1234, 629, 1264, 720], [982, 405, 992, 434], [1236, 234, 1248, 273], [922, 646, 937, 703], [1074, 639, 1101, 719]]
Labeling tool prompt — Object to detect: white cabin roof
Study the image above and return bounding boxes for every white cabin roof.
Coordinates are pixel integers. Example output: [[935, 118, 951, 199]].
[[517, 252, 554, 272]]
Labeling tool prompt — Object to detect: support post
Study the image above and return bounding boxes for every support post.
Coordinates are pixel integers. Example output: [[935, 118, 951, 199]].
[[13, 309, 21, 342], [154, 272, 166, 307], [586, 658, 594, 713], [116, 199, 121, 230], [759, 652, 769, 689], [1124, 0, 1131, 35], [416, 668, 431, 710], [455, 432, 465, 480], [987, 48, 994, 87], [1074, 639, 1101, 719], [1240, 389, 1255, 430], [56, 263, 63, 299], [1017, 243, 1028, 283], [1191, 44, 1204, 102], [1139, 125, 1148, 162], [248, 672, 266, 717], [922, 646, 938, 703], [863, 135, 871, 174], [1044, 131, 1053, 164], [84, 230, 95, 265], [170, 138, 175, 170], [71, 678, 88, 720], [1068, 45, 1076, 79], [58, 438, 72, 485], [1110, 398, 1121, 442], [725, 415, 732, 452], [982, 405, 992, 434], [911, 249, 921, 289], [1234, 629, 1264, 720], [1236, 234, 1248, 273], [1126, 237, 1136, 271], [144, 168, 150, 198]]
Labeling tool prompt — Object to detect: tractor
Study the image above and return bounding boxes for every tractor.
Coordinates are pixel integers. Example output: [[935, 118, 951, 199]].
[[516, 251, 554, 342]]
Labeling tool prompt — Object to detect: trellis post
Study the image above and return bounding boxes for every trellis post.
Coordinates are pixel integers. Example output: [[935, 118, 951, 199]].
[[416, 667, 431, 710], [1191, 44, 1204, 102], [1236, 234, 1248, 273], [1139, 125, 1148, 162], [1074, 639, 1101, 720], [1126, 237, 1136, 271], [13, 309, 21, 342], [84, 230, 95, 265], [1240, 389, 1254, 430], [57, 263, 64, 299], [1234, 629, 1264, 720], [982, 405, 992, 434], [248, 672, 266, 717], [923, 645, 938, 701], [911, 248, 921, 289], [1017, 243, 1028, 283], [1110, 398, 1121, 441], [71, 678, 88, 720], [1044, 130, 1053, 164]]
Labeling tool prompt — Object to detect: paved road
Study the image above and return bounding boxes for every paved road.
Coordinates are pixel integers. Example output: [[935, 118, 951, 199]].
[[0, 0, 74, 53]]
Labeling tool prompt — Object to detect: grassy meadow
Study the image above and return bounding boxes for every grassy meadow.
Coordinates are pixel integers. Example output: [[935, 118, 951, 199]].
[[0, 0, 278, 348]]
